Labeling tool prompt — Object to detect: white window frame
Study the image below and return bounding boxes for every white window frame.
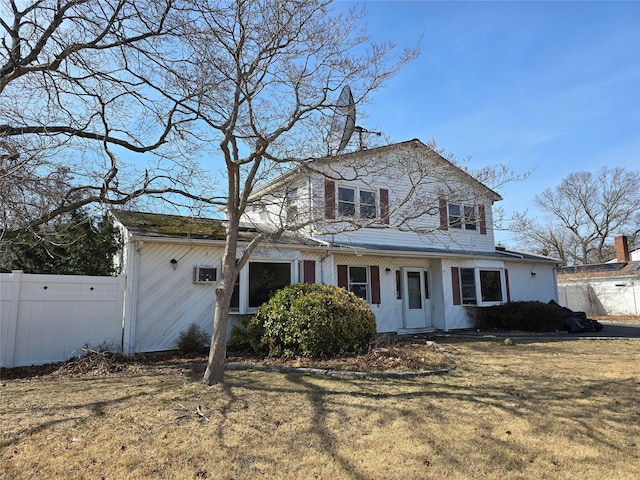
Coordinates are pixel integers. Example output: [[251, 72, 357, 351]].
[[285, 188, 298, 223], [348, 266, 369, 302], [459, 268, 505, 306], [337, 186, 379, 220], [229, 260, 294, 313], [448, 203, 478, 231]]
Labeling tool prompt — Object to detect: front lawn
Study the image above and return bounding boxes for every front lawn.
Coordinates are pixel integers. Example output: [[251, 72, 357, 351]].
[[2, 339, 639, 479]]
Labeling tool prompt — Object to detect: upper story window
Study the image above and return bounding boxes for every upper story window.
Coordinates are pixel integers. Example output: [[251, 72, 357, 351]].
[[338, 187, 377, 219], [338, 187, 356, 217], [286, 189, 298, 222], [359, 190, 377, 219], [448, 203, 477, 230], [325, 180, 389, 225]]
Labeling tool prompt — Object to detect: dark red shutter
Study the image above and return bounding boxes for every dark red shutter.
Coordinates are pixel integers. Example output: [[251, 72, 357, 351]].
[[337, 265, 348, 290], [303, 260, 315, 283], [451, 267, 461, 305], [479, 204, 487, 235], [370, 266, 381, 305], [380, 189, 389, 225], [325, 180, 335, 219], [505, 268, 511, 302], [439, 198, 448, 230]]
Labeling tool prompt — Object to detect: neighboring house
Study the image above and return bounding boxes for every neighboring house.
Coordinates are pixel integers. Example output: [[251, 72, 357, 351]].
[[557, 235, 640, 316], [113, 139, 560, 355]]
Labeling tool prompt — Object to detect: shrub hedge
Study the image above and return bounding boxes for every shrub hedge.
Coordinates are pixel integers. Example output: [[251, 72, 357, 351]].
[[248, 283, 377, 358], [474, 301, 565, 332]]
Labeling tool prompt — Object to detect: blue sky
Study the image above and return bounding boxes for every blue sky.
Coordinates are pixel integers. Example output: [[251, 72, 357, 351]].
[[334, 0, 640, 245]]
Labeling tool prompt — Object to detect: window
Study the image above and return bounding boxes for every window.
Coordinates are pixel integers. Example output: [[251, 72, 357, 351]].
[[286, 189, 298, 222], [348, 266, 368, 301], [230, 274, 240, 311], [448, 203, 462, 229], [338, 187, 355, 217], [480, 270, 502, 302], [464, 205, 477, 230], [448, 203, 478, 231], [460, 268, 477, 305], [456, 268, 504, 305], [248, 262, 291, 308], [338, 186, 378, 219], [360, 190, 377, 219]]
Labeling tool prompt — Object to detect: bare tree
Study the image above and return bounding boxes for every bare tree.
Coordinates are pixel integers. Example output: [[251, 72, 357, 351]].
[[0, 0, 210, 241], [161, 0, 421, 384], [512, 167, 640, 265]]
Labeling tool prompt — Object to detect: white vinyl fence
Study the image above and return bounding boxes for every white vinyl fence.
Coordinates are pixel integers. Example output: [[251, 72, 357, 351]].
[[1, 271, 125, 368], [558, 278, 640, 316]]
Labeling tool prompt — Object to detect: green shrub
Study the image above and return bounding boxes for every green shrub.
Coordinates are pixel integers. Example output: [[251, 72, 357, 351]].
[[250, 283, 377, 358], [228, 315, 266, 352], [175, 323, 209, 354], [474, 301, 564, 332]]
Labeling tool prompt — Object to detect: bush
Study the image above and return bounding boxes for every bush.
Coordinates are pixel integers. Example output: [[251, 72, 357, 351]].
[[175, 323, 209, 354], [228, 315, 265, 352], [250, 283, 377, 358], [474, 301, 564, 332]]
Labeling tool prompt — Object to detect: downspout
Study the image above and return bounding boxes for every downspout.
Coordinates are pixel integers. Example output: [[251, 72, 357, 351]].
[[320, 250, 331, 284]]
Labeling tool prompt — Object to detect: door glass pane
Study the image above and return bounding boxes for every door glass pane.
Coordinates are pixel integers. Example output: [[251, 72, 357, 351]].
[[407, 271, 422, 309]]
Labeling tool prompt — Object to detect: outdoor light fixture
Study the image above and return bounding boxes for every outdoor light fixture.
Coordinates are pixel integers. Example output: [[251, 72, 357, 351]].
[[530, 271, 536, 277], [170, 258, 178, 270], [385, 267, 392, 272]]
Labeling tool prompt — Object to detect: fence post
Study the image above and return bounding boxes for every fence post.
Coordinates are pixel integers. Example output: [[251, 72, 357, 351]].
[[1, 271, 23, 368]]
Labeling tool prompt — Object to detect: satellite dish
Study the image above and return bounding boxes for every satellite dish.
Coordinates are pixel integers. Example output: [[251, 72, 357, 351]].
[[329, 85, 356, 154]]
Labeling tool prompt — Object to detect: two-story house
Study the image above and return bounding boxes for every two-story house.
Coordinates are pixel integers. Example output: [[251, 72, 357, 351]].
[[114, 139, 560, 355]]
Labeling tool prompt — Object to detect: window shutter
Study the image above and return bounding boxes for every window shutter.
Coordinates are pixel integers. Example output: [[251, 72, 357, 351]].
[[505, 268, 511, 302], [370, 266, 381, 304], [380, 189, 390, 225], [337, 264, 348, 290], [479, 204, 487, 235], [439, 198, 448, 230], [303, 260, 315, 284], [451, 266, 461, 305], [325, 180, 335, 219]]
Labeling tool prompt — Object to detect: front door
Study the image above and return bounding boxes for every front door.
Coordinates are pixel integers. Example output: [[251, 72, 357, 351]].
[[402, 268, 431, 329]]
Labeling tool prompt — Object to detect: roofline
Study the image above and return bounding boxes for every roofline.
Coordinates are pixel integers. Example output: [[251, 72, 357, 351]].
[[123, 233, 559, 264], [249, 139, 503, 202]]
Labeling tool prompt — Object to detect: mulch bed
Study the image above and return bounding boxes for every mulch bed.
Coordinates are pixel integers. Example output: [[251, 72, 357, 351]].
[[1, 338, 453, 380]]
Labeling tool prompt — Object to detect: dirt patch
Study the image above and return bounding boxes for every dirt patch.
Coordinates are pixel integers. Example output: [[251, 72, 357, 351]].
[[226, 339, 453, 373]]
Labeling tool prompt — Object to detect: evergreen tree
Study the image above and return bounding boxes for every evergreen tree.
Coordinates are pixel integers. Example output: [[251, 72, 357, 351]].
[[1, 211, 122, 276]]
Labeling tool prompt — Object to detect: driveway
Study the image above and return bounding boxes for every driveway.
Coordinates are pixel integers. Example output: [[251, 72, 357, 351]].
[[433, 322, 640, 341]]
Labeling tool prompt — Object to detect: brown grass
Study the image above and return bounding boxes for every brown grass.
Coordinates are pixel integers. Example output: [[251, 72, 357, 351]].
[[592, 314, 640, 325], [2, 339, 639, 479]]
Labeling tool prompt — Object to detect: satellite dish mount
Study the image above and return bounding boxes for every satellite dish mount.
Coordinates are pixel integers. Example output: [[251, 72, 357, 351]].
[[329, 85, 381, 154]]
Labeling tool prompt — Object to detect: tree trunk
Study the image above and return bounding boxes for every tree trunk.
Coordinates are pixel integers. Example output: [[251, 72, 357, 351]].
[[202, 297, 229, 385], [202, 231, 240, 385]]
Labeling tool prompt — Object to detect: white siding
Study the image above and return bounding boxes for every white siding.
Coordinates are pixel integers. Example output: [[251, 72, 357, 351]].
[[330, 253, 440, 333], [129, 242, 223, 353], [246, 142, 500, 253], [506, 261, 558, 303]]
